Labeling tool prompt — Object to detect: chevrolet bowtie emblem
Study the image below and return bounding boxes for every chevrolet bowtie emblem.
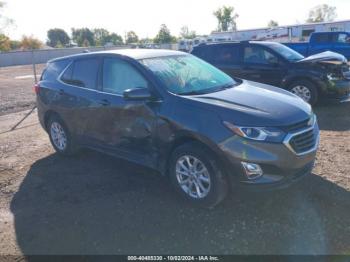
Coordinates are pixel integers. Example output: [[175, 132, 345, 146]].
[[307, 116, 314, 126]]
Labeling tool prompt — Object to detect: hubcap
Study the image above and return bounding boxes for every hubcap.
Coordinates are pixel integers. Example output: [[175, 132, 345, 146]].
[[175, 155, 211, 199], [291, 85, 311, 102], [50, 122, 67, 151]]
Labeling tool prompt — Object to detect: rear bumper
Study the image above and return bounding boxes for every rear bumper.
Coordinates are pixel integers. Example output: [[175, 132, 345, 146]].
[[36, 98, 47, 131]]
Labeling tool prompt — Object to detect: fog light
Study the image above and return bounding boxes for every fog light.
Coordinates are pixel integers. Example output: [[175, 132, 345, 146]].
[[241, 162, 263, 180]]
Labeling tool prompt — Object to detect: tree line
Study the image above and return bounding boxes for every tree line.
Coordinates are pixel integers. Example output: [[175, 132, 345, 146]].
[[0, 1, 339, 52], [0, 23, 197, 51]]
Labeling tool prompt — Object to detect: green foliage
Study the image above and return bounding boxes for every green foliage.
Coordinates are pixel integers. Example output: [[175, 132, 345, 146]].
[[0, 33, 10, 51], [107, 33, 123, 45], [20, 35, 43, 50], [213, 6, 239, 32], [47, 28, 70, 47], [139, 37, 152, 44], [179, 26, 196, 39], [10, 39, 20, 50], [126, 31, 139, 44], [71, 28, 95, 47], [93, 29, 123, 46], [307, 4, 337, 23], [93, 28, 110, 46], [268, 20, 279, 28], [153, 24, 176, 44]]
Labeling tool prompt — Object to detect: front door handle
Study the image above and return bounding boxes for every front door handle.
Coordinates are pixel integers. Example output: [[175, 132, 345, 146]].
[[98, 99, 110, 106], [58, 89, 65, 95]]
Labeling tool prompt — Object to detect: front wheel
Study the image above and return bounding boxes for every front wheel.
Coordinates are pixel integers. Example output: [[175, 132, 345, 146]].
[[288, 80, 318, 106], [169, 142, 228, 208]]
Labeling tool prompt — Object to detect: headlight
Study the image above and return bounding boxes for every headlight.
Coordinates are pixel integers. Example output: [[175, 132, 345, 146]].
[[327, 73, 343, 81], [223, 121, 286, 142]]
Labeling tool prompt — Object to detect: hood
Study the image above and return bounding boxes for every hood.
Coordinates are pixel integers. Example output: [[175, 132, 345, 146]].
[[297, 51, 347, 65], [184, 80, 312, 127]]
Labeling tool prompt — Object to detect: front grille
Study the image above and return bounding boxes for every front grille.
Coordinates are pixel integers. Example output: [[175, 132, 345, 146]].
[[289, 129, 316, 154], [281, 118, 310, 133]]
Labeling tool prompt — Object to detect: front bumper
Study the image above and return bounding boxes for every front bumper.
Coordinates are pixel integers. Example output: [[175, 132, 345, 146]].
[[218, 122, 319, 191], [320, 78, 350, 103]]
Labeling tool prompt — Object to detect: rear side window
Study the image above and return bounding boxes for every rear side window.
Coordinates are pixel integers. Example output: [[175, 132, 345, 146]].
[[313, 33, 330, 43], [61, 58, 100, 89], [102, 58, 147, 95], [192, 45, 240, 65], [41, 60, 69, 81], [191, 46, 212, 62], [211, 45, 239, 65]]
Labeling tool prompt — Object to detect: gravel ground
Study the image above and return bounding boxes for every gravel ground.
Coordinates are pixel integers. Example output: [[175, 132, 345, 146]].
[[0, 64, 45, 116], [0, 102, 349, 255]]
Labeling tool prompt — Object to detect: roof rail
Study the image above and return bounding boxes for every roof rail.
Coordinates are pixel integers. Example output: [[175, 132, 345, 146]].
[[205, 40, 241, 44]]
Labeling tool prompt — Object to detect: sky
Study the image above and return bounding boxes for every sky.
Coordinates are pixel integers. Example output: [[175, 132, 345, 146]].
[[2, 0, 350, 41]]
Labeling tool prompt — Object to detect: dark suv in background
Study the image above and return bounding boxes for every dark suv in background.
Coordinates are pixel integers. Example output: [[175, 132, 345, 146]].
[[191, 41, 350, 105], [36, 49, 319, 207]]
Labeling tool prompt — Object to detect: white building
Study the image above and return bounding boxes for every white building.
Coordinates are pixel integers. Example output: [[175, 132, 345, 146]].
[[207, 19, 350, 43]]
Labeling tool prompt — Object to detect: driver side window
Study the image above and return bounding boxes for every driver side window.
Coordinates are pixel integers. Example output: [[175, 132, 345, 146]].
[[243, 46, 278, 65], [102, 58, 147, 95]]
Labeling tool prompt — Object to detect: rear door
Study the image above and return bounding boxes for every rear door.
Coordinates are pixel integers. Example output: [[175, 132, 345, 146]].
[[208, 44, 242, 78], [309, 33, 332, 55], [85, 56, 159, 167], [58, 57, 101, 141], [237, 44, 287, 86]]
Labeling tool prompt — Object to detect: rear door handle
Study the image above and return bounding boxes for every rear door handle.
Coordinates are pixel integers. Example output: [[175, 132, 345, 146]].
[[58, 89, 65, 95], [98, 99, 110, 106]]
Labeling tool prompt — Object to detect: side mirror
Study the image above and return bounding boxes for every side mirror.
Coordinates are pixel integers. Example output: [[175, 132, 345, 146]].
[[123, 87, 153, 101]]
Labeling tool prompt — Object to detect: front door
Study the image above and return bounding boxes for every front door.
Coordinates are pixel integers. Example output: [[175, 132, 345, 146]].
[[332, 33, 350, 60], [237, 45, 286, 87], [86, 56, 159, 167]]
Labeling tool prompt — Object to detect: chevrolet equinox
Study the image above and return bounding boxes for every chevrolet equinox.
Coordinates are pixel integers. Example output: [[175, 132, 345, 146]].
[[36, 49, 320, 207]]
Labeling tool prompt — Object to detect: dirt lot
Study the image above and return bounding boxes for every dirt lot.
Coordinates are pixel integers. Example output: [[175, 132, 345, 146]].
[[0, 64, 45, 116], [0, 65, 350, 255]]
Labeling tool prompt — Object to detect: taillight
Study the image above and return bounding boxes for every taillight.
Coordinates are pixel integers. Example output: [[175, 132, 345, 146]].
[[34, 83, 40, 94]]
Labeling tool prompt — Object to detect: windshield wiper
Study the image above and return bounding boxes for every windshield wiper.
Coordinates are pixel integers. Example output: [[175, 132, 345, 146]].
[[179, 82, 236, 96], [179, 90, 207, 96], [217, 82, 235, 90]]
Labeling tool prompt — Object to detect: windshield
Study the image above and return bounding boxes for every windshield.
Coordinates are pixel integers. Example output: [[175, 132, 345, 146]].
[[266, 42, 304, 61], [140, 55, 236, 95]]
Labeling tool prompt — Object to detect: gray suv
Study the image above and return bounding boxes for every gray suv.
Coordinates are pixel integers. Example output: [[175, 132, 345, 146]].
[[36, 49, 320, 207]]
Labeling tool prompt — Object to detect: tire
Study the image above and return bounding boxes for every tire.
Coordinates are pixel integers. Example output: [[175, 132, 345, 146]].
[[47, 115, 78, 156], [168, 142, 228, 208], [288, 80, 319, 106]]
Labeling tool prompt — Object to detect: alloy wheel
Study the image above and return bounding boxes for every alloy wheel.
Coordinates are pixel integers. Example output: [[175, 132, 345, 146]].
[[175, 155, 211, 199], [290, 85, 311, 102], [50, 122, 67, 151]]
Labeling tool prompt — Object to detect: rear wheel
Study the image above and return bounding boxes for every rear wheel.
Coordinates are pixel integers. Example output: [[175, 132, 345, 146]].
[[169, 142, 228, 208], [47, 115, 78, 156], [288, 80, 318, 106]]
